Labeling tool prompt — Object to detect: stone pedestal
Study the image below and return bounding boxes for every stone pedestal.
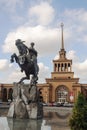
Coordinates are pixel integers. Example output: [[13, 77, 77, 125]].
[[7, 83, 43, 119]]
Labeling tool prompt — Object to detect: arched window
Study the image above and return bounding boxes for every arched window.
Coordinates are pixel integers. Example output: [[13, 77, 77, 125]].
[[56, 85, 68, 103]]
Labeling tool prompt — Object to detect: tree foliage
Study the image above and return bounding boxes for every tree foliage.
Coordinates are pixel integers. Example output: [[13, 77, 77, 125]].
[[69, 92, 87, 130]]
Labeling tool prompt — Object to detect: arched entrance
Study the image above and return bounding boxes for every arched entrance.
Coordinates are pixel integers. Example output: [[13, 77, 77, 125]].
[[8, 88, 13, 101], [56, 85, 69, 103], [2, 88, 8, 102]]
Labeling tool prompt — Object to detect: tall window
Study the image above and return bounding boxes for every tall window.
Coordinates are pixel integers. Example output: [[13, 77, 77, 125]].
[[68, 63, 71, 71]]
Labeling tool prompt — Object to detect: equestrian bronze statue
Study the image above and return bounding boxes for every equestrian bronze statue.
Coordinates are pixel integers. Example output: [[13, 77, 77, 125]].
[[10, 39, 39, 85]]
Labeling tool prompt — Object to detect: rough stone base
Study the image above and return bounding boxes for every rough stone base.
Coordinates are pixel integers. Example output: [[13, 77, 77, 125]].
[[7, 83, 43, 119], [8, 101, 43, 119], [26, 102, 43, 119]]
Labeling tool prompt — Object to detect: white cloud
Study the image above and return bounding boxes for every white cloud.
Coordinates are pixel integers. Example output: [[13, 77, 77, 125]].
[[54, 54, 59, 60], [0, 62, 50, 83], [2, 25, 60, 56], [73, 60, 87, 72], [72, 59, 87, 83], [38, 62, 50, 83], [0, 59, 9, 71], [0, 0, 24, 13], [4, 69, 25, 83], [62, 9, 87, 45], [0, 0, 25, 24], [67, 50, 79, 62], [29, 2, 55, 25], [64, 9, 87, 24], [2, 23, 73, 58], [65, 50, 87, 83]]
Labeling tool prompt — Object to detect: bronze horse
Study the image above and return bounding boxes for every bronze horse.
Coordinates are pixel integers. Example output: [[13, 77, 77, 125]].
[[10, 41, 39, 84]]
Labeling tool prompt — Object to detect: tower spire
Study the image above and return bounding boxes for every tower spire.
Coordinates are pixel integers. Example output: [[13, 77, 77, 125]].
[[59, 23, 66, 59], [61, 23, 64, 50]]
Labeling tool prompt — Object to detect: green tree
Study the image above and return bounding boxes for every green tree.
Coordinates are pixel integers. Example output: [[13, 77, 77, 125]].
[[69, 92, 87, 130]]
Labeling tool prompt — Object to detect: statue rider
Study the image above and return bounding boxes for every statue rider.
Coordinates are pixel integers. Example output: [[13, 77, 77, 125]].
[[15, 39, 38, 81], [28, 42, 38, 80]]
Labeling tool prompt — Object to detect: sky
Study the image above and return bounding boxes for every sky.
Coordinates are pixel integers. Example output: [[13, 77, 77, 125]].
[[1, 0, 87, 84]]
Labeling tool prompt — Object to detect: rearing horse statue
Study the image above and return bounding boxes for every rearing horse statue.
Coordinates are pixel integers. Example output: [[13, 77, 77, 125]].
[[10, 39, 39, 84]]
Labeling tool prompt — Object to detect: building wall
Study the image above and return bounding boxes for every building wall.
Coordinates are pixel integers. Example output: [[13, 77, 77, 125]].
[[0, 81, 85, 103], [0, 84, 13, 102], [51, 72, 74, 79], [45, 81, 80, 103]]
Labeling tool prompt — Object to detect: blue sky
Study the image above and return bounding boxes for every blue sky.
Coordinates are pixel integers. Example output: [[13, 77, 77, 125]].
[[0, 0, 87, 83]]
